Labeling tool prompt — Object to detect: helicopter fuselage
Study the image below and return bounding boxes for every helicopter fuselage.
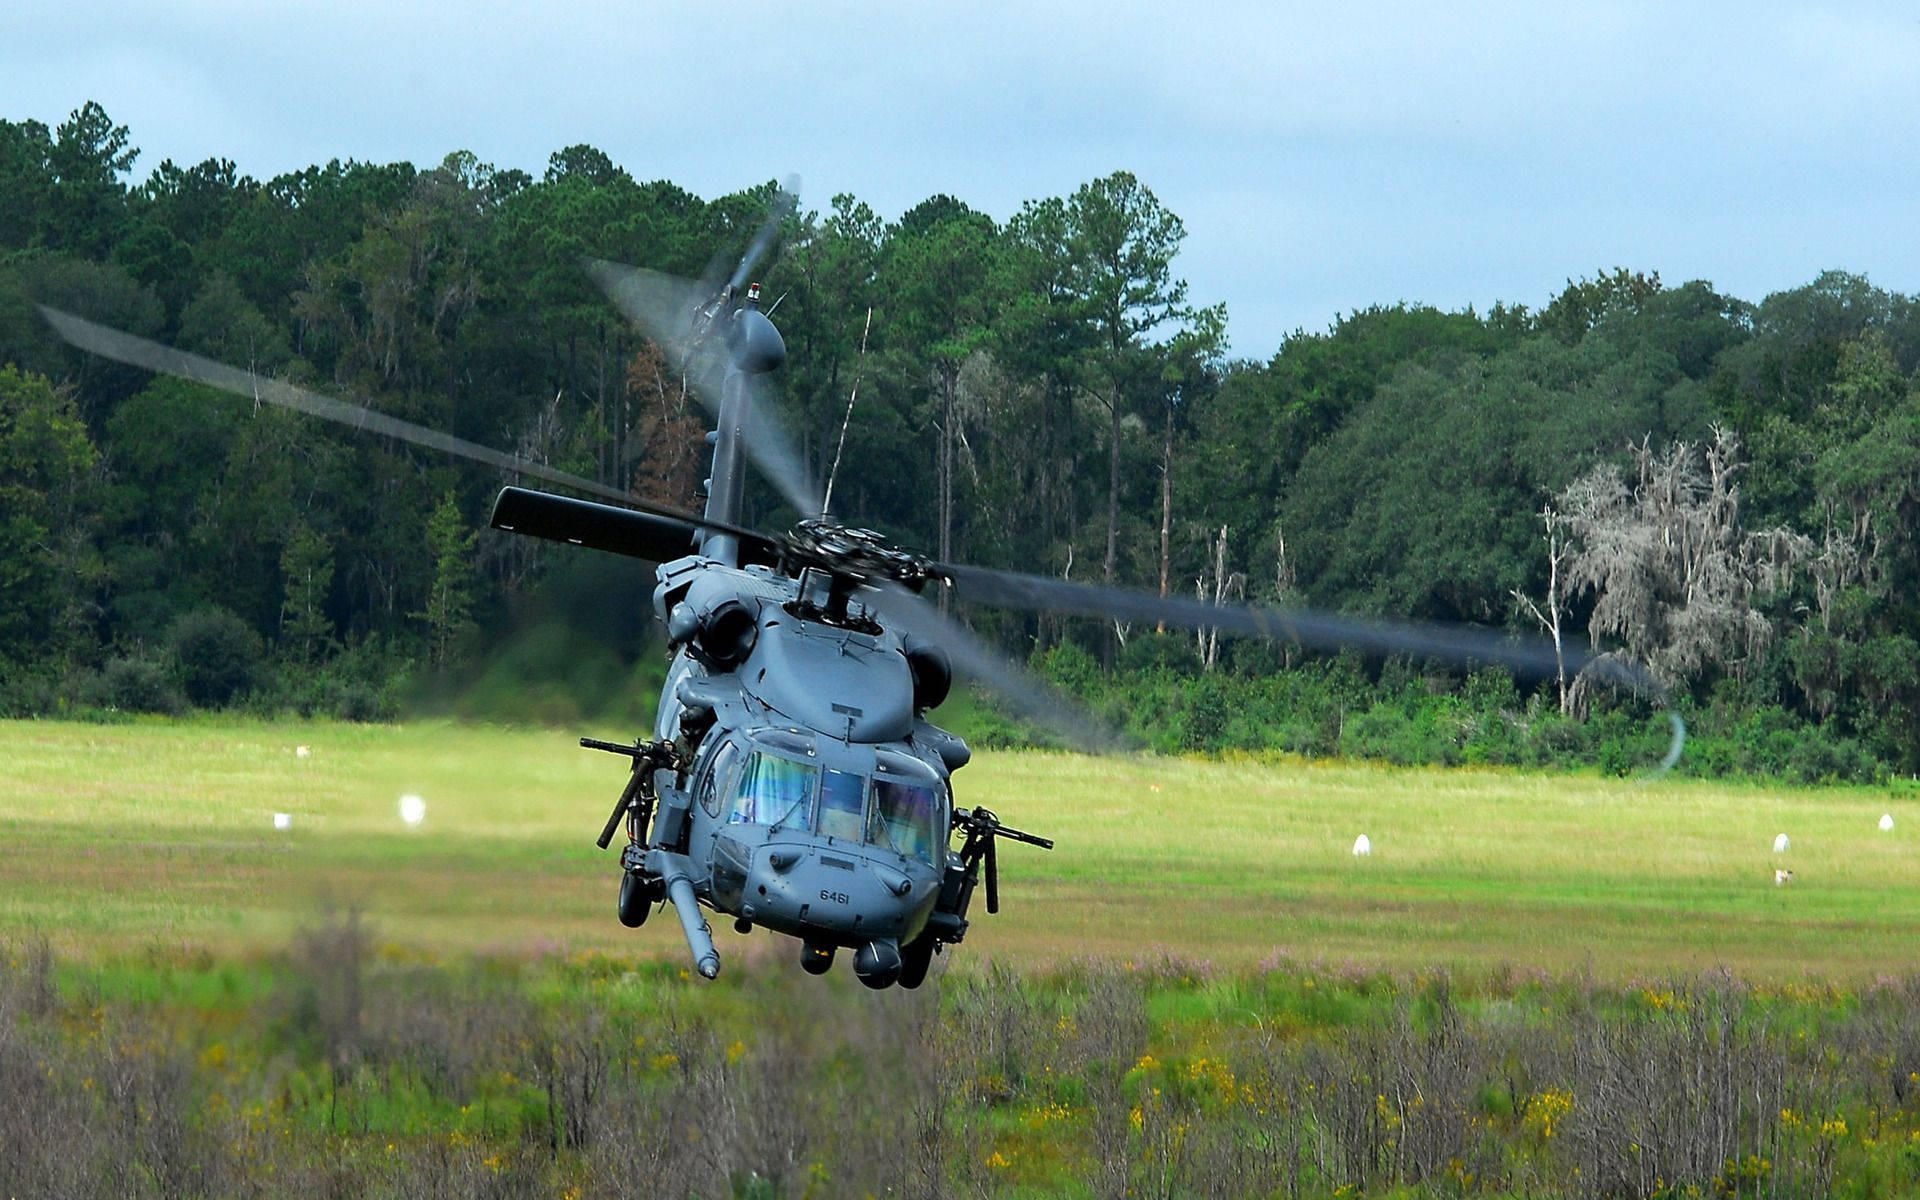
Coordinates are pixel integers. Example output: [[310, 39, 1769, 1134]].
[[608, 552, 984, 988]]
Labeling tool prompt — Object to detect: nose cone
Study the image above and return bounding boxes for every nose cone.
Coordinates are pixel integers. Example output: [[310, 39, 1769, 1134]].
[[853, 938, 902, 989], [729, 307, 786, 375]]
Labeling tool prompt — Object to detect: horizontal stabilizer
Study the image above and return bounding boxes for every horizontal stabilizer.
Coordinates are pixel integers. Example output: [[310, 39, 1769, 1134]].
[[490, 487, 700, 562]]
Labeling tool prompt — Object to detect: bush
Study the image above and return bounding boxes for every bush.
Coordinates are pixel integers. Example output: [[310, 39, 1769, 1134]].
[[322, 678, 395, 722], [0, 665, 55, 717], [1035, 640, 1102, 694], [167, 606, 261, 707], [1120, 631, 1200, 673], [1594, 733, 1636, 777], [78, 655, 184, 714], [1779, 727, 1881, 785], [1180, 673, 1232, 751]]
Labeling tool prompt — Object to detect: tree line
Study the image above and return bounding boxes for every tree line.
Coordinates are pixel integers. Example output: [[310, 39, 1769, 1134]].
[[3, 102, 1917, 780]]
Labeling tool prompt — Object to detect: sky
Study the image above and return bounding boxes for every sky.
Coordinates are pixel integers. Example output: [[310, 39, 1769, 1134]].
[[4, 0, 1918, 359]]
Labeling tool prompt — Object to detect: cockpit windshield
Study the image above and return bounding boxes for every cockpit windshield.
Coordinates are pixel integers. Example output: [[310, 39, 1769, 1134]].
[[729, 751, 815, 831], [867, 752, 944, 865], [722, 737, 946, 866], [818, 768, 866, 841], [868, 776, 940, 864]]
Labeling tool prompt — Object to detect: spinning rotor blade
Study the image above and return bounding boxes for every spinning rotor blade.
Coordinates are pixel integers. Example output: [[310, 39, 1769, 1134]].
[[582, 259, 710, 366], [36, 307, 769, 546], [726, 373, 823, 517], [40, 306, 634, 505], [585, 259, 823, 517], [726, 177, 799, 294], [867, 583, 1130, 754], [936, 562, 1670, 703]]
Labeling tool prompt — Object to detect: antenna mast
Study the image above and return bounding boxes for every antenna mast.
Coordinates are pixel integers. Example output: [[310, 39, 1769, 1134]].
[[821, 306, 872, 518]]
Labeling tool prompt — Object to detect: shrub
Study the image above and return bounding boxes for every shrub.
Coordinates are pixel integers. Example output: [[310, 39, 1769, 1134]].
[[1180, 673, 1232, 751], [1120, 631, 1201, 673], [0, 665, 56, 717], [1463, 668, 1521, 714], [322, 679, 394, 722], [1035, 640, 1102, 695], [1342, 696, 1469, 766], [79, 655, 184, 714], [168, 606, 261, 707]]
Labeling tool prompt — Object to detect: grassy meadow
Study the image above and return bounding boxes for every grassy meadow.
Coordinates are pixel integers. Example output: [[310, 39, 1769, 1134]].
[[0, 716, 1914, 976], [6, 717, 1920, 1197]]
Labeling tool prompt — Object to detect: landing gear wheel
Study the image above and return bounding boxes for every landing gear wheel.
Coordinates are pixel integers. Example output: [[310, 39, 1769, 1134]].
[[618, 871, 653, 928], [897, 933, 935, 990]]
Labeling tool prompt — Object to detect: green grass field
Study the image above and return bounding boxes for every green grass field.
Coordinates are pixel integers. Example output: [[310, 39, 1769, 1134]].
[[7, 717, 1920, 1198], [3, 716, 1914, 978]]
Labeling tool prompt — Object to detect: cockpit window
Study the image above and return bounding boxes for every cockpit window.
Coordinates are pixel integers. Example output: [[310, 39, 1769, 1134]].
[[699, 740, 741, 819], [729, 751, 815, 831], [819, 768, 865, 841], [867, 754, 944, 865], [726, 738, 944, 862]]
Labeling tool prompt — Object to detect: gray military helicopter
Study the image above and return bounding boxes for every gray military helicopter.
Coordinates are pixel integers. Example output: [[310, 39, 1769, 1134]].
[[41, 184, 1679, 990]]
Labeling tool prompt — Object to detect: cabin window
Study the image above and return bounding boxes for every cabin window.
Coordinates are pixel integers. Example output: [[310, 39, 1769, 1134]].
[[818, 769, 866, 841], [729, 751, 815, 831], [699, 740, 740, 818]]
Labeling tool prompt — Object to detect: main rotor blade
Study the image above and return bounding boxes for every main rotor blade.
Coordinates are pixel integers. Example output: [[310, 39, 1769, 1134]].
[[491, 486, 784, 565], [937, 562, 1668, 702], [586, 259, 823, 517], [37, 306, 770, 543], [733, 372, 824, 517], [726, 177, 799, 294], [865, 583, 1130, 754]]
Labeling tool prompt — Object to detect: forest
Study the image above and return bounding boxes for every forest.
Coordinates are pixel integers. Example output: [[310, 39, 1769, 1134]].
[[3, 101, 1918, 781]]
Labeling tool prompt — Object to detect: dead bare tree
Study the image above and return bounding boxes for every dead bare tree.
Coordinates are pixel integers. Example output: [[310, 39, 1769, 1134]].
[[1269, 522, 1298, 671], [1513, 503, 1573, 713], [1193, 525, 1244, 671], [1272, 520, 1295, 600]]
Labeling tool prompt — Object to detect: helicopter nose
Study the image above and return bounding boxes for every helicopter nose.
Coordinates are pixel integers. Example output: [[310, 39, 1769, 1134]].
[[747, 841, 941, 945]]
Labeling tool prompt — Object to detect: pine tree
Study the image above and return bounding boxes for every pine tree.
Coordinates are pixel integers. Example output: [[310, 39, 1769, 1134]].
[[279, 523, 336, 662], [417, 491, 475, 668]]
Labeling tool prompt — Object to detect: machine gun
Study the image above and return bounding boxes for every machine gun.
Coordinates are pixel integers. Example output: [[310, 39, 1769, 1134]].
[[926, 807, 1054, 947]]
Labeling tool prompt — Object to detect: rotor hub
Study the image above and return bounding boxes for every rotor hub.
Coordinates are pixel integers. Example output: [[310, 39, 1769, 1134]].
[[784, 518, 935, 590]]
